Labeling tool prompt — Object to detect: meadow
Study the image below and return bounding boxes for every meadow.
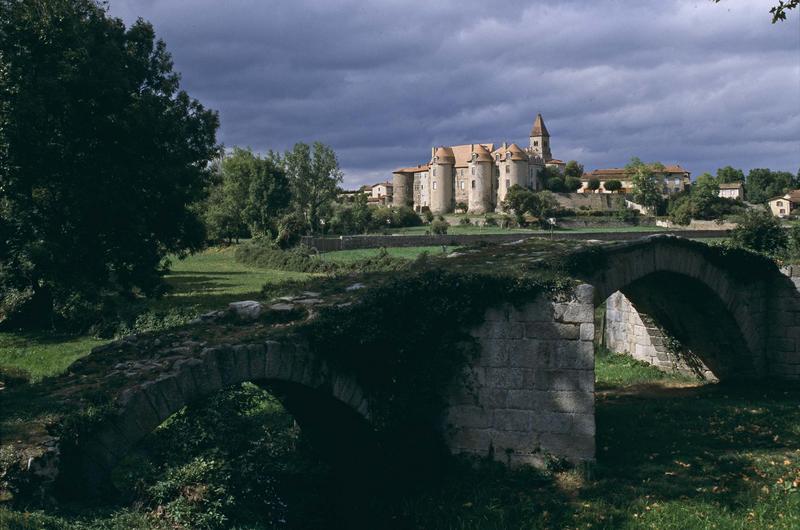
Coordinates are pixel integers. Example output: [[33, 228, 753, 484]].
[[1, 244, 797, 529]]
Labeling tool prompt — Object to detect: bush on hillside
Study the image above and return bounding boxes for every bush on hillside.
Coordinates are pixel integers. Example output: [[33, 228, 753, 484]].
[[729, 209, 788, 258], [431, 219, 450, 235]]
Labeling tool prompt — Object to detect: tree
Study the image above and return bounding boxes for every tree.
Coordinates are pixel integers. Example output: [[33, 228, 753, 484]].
[[746, 168, 798, 204], [667, 173, 743, 225], [203, 148, 290, 242], [564, 160, 584, 180], [604, 180, 623, 193], [0, 0, 219, 328], [713, 0, 798, 23], [245, 151, 291, 237], [503, 185, 559, 224], [587, 178, 601, 192], [565, 177, 583, 192], [716, 166, 745, 184], [626, 158, 664, 212], [730, 209, 788, 258], [283, 142, 343, 234]]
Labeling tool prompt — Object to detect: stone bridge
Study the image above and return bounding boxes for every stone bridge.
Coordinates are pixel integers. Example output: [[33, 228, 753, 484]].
[[3, 235, 800, 501]]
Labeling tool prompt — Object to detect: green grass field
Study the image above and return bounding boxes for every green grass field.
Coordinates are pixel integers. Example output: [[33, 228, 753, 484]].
[[320, 245, 457, 263], [0, 246, 311, 381]]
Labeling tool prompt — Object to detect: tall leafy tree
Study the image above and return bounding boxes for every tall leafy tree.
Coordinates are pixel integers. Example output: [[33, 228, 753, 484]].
[[746, 168, 799, 204], [626, 157, 664, 212], [0, 0, 219, 327], [716, 166, 745, 184], [564, 160, 584, 180], [283, 142, 343, 233], [203, 148, 291, 241]]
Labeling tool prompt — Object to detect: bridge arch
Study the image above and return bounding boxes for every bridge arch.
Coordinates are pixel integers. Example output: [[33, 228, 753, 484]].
[[574, 235, 796, 380], [55, 340, 371, 498]]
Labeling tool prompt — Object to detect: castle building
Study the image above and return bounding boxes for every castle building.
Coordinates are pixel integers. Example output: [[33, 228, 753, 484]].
[[392, 114, 562, 214]]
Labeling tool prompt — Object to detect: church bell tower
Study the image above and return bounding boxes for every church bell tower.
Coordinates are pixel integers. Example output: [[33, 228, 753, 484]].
[[529, 113, 552, 161]]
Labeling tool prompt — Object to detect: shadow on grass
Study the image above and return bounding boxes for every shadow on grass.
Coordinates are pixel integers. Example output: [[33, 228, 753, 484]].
[[391, 381, 800, 529]]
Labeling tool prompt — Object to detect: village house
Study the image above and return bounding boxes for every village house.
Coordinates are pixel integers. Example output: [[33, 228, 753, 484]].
[[718, 181, 745, 201], [370, 181, 393, 205], [768, 190, 800, 217], [578, 165, 691, 194]]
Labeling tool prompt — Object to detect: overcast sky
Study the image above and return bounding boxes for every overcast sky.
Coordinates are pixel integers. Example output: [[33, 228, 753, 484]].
[[109, 0, 799, 188]]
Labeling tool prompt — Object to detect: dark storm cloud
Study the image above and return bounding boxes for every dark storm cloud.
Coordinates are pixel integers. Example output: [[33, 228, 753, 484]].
[[110, 0, 799, 187]]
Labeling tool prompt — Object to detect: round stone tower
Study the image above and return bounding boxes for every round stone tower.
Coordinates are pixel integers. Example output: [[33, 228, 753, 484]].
[[468, 144, 493, 214], [429, 147, 454, 214], [495, 143, 529, 207], [392, 170, 412, 207]]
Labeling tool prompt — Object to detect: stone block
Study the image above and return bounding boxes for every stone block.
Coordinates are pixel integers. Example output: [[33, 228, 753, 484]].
[[493, 409, 531, 431], [247, 343, 268, 381], [531, 412, 572, 434], [478, 388, 508, 408], [119, 389, 161, 434], [152, 376, 184, 418], [557, 303, 594, 324], [506, 389, 539, 409], [551, 391, 594, 414], [214, 347, 238, 387], [482, 321, 524, 339], [519, 302, 553, 322], [489, 430, 539, 453], [447, 428, 490, 451], [140, 381, 172, 422], [485, 367, 524, 389], [574, 284, 594, 304], [580, 323, 594, 341], [446, 405, 491, 429], [525, 322, 579, 340], [171, 359, 201, 402], [481, 339, 513, 367], [570, 413, 596, 437], [507, 341, 544, 368]]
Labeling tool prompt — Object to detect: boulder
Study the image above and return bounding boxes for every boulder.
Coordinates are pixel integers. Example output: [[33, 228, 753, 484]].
[[228, 300, 263, 320]]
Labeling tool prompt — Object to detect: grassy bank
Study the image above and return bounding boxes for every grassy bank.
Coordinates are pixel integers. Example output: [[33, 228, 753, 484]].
[[0, 246, 311, 381]]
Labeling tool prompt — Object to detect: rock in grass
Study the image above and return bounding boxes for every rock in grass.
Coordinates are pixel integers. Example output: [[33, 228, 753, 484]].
[[228, 300, 264, 320]]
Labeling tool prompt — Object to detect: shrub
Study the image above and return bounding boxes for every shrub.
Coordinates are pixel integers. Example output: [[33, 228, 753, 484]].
[[483, 215, 498, 227], [604, 180, 623, 193], [421, 207, 434, 223], [274, 213, 307, 249], [455, 202, 468, 213], [392, 206, 423, 228], [730, 209, 788, 258], [459, 216, 471, 225], [565, 177, 583, 192], [431, 219, 450, 235], [587, 178, 601, 191], [616, 208, 641, 224], [235, 242, 411, 274]]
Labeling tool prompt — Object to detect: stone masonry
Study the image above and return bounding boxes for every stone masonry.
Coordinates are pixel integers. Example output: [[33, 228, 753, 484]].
[[604, 291, 715, 380], [445, 284, 596, 467]]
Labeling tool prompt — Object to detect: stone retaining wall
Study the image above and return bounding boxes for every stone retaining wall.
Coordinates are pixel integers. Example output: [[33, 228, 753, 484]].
[[446, 284, 596, 466], [301, 230, 731, 252]]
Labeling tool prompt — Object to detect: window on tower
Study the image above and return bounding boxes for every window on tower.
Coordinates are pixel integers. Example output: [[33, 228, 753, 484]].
[[533, 140, 538, 146]]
